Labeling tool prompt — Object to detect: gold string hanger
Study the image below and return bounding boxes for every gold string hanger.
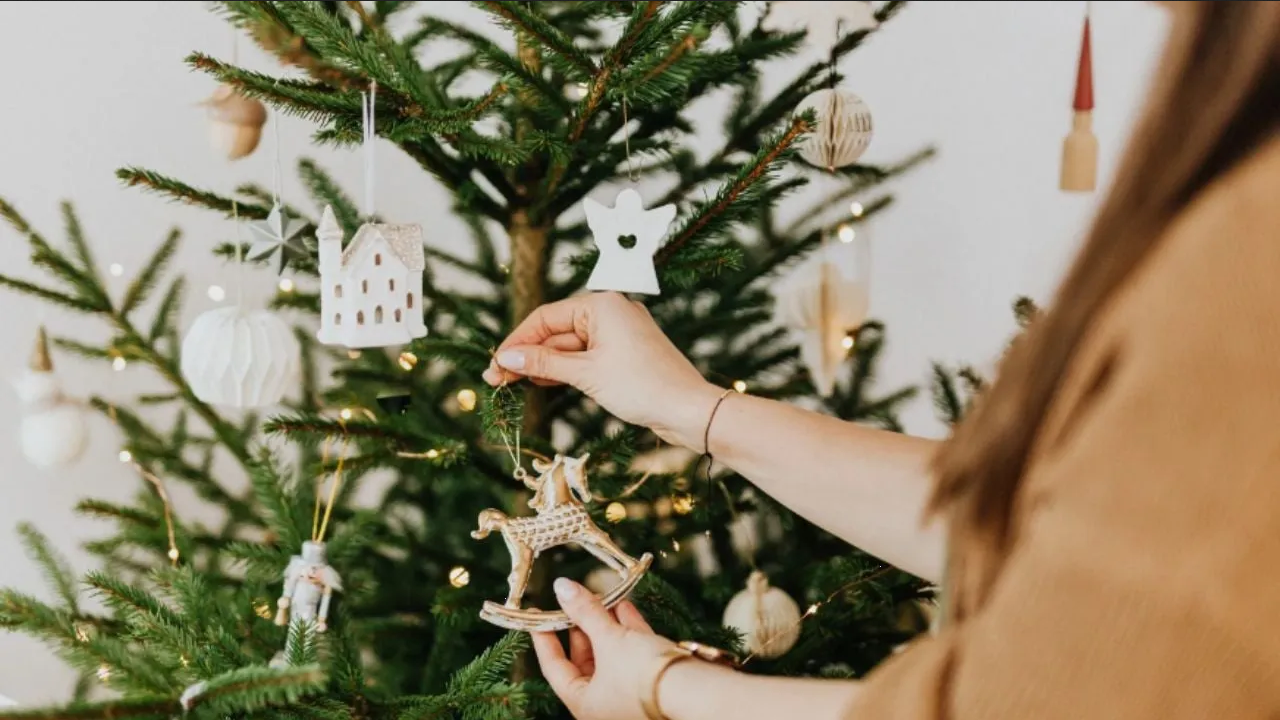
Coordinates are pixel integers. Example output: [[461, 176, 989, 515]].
[[107, 404, 180, 567], [313, 425, 352, 544]]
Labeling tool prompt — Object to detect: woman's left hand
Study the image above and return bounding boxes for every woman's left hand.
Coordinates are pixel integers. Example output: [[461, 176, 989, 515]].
[[532, 578, 676, 720]]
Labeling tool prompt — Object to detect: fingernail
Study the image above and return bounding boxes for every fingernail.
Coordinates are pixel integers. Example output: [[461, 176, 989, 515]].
[[482, 368, 499, 385], [554, 577, 581, 602], [496, 350, 525, 370]]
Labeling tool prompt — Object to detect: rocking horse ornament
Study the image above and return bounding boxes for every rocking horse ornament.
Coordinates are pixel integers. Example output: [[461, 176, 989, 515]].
[[472, 453, 653, 632]]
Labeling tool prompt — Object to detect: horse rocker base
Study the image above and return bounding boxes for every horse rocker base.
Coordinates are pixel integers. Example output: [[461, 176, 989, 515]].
[[472, 453, 653, 633]]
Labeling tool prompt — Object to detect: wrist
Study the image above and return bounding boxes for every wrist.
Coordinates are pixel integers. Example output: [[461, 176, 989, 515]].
[[654, 653, 738, 720], [656, 380, 726, 452]]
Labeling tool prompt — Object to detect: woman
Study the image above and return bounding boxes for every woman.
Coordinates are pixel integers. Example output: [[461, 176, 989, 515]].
[[482, 3, 1280, 718]]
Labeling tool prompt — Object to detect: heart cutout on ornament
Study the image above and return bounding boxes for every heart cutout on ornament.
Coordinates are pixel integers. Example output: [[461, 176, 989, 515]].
[[617, 234, 638, 249]]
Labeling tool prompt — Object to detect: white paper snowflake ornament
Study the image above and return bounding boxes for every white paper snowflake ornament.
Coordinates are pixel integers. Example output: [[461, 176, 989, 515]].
[[584, 189, 677, 296], [761, 1, 878, 51], [772, 242, 870, 395], [795, 88, 874, 170], [248, 202, 308, 275], [180, 306, 301, 408], [316, 206, 429, 348]]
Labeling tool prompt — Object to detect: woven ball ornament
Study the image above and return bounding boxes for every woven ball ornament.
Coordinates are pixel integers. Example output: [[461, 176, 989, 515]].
[[795, 89, 873, 170], [722, 571, 802, 659], [180, 307, 300, 408]]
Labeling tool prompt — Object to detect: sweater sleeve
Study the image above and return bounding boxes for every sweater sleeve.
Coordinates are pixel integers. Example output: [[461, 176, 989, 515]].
[[842, 142, 1280, 720]]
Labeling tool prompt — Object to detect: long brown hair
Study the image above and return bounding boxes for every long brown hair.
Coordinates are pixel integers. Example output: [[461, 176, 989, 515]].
[[929, 2, 1280, 600]]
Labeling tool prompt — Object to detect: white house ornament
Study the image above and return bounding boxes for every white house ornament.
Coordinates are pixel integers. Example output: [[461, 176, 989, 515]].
[[316, 206, 428, 349], [470, 454, 653, 632], [13, 327, 88, 469], [584, 188, 677, 296], [247, 202, 308, 275], [722, 571, 802, 659], [180, 306, 301, 408], [761, 2, 878, 51], [795, 88, 874, 170], [771, 247, 869, 395], [201, 84, 267, 161]]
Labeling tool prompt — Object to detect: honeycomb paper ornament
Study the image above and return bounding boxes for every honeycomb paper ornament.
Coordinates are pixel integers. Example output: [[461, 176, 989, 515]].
[[772, 242, 870, 395], [795, 88, 874, 170], [722, 571, 802, 659], [180, 307, 300, 408]]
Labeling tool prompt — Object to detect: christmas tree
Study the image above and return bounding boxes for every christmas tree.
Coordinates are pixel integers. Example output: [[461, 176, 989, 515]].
[[0, 3, 940, 718]]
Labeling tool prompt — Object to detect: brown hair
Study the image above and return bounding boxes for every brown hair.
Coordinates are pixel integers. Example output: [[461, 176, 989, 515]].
[[929, 2, 1280, 602]]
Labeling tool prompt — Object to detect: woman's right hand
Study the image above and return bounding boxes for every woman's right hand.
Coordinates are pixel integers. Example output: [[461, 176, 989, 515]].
[[481, 292, 723, 451]]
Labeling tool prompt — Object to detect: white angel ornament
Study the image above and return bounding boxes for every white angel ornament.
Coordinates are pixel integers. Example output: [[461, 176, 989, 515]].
[[584, 188, 677, 296], [761, 1, 878, 51], [274, 540, 343, 634]]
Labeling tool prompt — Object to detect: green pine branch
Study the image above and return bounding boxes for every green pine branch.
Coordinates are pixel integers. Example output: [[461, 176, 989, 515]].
[[116, 168, 272, 220], [16, 525, 80, 613]]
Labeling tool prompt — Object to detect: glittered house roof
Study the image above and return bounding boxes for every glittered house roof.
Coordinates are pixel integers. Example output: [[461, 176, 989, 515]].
[[340, 223, 425, 273]]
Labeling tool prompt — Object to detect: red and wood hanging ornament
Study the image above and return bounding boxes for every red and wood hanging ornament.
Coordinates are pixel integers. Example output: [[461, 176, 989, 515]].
[[1060, 2, 1097, 192]]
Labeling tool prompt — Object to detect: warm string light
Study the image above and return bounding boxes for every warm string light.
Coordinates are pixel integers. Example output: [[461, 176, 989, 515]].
[[75, 624, 90, 643], [118, 449, 133, 463], [347, 350, 362, 360], [207, 285, 226, 302], [605, 502, 627, 523], [97, 665, 112, 681], [841, 334, 855, 351], [398, 352, 418, 371], [112, 356, 128, 372], [732, 380, 747, 393], [837, 224, 856, 244], [339, 408, 354, 421], [671, 494, 694, 515], [254, 600, 273, 619], [849, 201, 865, 217], [108, 263, 124, 277], [456, 388, 477, 412], [448, 566, 470, 588], [277, 278, 295, 293]]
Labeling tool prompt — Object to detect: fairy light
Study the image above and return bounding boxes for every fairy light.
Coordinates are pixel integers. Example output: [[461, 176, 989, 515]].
[[805, 603, 819, 617], [837, 224, 856, 244], [398, 352, 418, 371], [112, 356, 128, 372], [109, 263, 124, 277], [841, 334, 855, 350], [347, 350, 362, 360], [340, 408, 354, 421], [207, 285, 226, 302], [849, 201, 865, 217], [254, 600, 272, 619], [671, 539, 681, 552], [97, 665, 112, 681], [278, 278, 295, 293], [605, 502, 627, 523], [118, 450, 133, 463], [732, 380, 747, 393], [672, 494, 694, 515], [180, 655, 190, 668], [75, 624, 90, 643], [426, 449, 440, 460], [168, 548, 181, 563], [456, 388, 478, 412], [448, 566, 471, 588]]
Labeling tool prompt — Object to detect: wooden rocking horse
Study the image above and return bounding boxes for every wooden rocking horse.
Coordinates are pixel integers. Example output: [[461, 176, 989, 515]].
[[471, 453, 653, 632]]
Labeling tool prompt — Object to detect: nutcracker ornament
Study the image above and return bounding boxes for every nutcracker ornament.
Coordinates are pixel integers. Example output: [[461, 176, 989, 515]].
[[274, 540, 343, 635], [471, 453, 653, 632]]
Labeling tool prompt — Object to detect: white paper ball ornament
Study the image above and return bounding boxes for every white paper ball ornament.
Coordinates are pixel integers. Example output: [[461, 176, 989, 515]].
[[722, 571, 802, 659], [795, 88, 873, 170], [180, 307, 300, 408], [13, 327, 88, 469]]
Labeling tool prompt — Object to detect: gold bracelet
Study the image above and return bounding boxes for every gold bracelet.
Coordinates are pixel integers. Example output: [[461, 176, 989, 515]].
[[640, 642, 741, 720]]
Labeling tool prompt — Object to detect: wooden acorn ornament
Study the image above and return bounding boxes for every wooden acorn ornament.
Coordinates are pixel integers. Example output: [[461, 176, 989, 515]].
[[202, 85, 268, 161], [1060, 4, 1097, 192]]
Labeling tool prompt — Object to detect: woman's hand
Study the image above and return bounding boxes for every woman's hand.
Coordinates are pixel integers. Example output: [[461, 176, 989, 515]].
[[532, 578, 675, 720], [482, 293, 722, 450]]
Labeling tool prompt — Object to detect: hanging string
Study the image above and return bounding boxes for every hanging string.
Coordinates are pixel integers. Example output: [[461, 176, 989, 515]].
[[362, 82, 378, 219], [491, 383, 527, 482], [621, 94, 639, 183], [271, 83, 284, 209], [108, 404, 180, 566], [312, 436, 333, 542], [315, 434, 352, 543], [232, 200, 244, 307]]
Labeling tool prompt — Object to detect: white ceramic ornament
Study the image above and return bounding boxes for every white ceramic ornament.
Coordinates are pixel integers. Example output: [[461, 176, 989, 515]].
[[13, 328, 88, 470], [180, 307, 300, 408], [722, 571, 802, 659], [772, 245, 870, 395], [316, 206, 428, 349], [761, 1, 878, 50], [584, 189, 677, 296], [795, 89, 874, 169]]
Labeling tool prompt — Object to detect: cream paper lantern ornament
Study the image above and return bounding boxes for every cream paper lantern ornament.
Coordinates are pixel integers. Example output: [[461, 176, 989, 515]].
[[202, 85, 268, 161], [771, 238, 870, 396], [795, 89, 873, 170], [13, 327, 88, 469], [181, 306, 300, 408], [722, 571, 802, 659]]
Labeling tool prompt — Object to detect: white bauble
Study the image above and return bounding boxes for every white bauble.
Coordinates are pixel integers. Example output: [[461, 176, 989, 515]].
[[795, 89, 873, 169], [722, 571, 802, 659], [181, 307, 300, 408], [12, 369, 88, 470]]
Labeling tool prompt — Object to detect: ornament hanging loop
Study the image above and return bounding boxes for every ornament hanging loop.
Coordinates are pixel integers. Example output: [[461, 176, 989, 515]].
[[622, 94, 638, 183], [362, 82, 378, 219]]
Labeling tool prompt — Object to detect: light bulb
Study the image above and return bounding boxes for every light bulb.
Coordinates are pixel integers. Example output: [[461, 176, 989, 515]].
[[168, 548, 180, 562], [671, 539, 681, 551], [75, 624, 90, 643], [278, 278, 295, 293], [398, 352, 418, 371], [605, 502, 627, 524], [672, 494, 694, 515], [849, 201, 865, 217], [347, 350, 362, 360], [448, 566, 471, 588], [805, 603, 820, 617], [118, 450, 133, 463], [732, 380, 747, 393], [207, 285, 226, 302], [109, 263, 124, 277], [112, 356, 127, 372], [456, 388, 477, 412], [426, 449, 440, 460], [97, 665, 111, 681], [841, 335, 855, 350], [339, 408, 354, 421], [838, 224, 856, 244], [254, 600, 272, 619]]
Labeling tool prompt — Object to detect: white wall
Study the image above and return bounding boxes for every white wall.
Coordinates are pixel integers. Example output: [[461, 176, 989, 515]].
[[0, 0, 1168, 703]]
